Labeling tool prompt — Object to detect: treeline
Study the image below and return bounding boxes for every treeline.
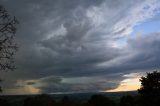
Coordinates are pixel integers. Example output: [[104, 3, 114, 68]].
[[0, 94, 142, 106]]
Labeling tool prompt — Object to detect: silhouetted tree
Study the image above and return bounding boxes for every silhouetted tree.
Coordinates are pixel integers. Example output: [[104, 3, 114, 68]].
[[0, 5, 18, 92], [88, 94, 116, 106], [23, 94, 56, 106], [138, 71, 160, 106], [0, 5, 18, 71], [120, 95, 134, 106]]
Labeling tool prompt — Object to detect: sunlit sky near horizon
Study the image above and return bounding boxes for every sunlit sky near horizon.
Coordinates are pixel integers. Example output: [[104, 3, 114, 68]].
[[1, 0, 160, 95]]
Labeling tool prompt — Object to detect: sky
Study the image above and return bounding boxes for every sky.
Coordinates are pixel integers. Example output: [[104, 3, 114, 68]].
[[1, 0, 160, 95]]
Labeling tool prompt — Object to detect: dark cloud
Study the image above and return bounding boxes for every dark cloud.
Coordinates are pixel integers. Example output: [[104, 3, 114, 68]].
[[26, 82, 36, 85], [0, 0, 160, 94], [33, 74, 122, 93]]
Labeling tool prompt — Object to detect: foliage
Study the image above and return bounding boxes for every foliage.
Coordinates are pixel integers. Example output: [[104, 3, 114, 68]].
[[138, 71, 160, 106], [0, 4, 18, 93], [0, 93, 148, 106], [0, 5, 18, 71]]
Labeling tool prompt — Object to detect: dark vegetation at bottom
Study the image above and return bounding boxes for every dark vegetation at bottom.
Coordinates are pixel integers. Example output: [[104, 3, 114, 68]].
[[0, 93, 153, 106]]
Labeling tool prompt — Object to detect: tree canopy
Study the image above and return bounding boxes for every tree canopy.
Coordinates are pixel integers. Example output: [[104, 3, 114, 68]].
[[0, 5, 18, 92], [0, 5, 18, 71], [138, 71, 160, 106]]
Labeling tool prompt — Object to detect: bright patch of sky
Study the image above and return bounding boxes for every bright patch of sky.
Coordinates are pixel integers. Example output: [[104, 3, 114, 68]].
[[131, 13, 160, 37], [116, 12, 160, 48]]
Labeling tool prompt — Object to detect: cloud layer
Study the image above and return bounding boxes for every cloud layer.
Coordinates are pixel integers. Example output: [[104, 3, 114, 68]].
[[1, 0, 160, 94]]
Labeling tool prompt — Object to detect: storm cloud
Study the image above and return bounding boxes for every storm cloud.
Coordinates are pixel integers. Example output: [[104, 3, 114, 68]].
[[1, 0, 160, 94]]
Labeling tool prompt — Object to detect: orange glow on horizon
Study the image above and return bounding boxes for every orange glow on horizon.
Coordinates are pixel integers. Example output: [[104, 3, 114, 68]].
[[24, 85, 41, 94], [103, 77, 141, 92], [1, 85, 41, 95]]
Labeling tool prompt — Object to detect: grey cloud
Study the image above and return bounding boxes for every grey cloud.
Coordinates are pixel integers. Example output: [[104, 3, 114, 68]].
[[99, 33, 160, 73], [34, 75, 122, 93], [0, 0, 160, 94]]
